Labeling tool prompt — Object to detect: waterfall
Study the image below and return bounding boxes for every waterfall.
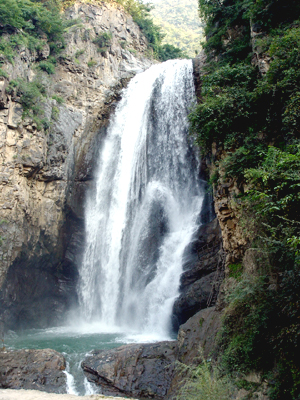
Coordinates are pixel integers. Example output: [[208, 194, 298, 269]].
[[78, 59, 204, 338]]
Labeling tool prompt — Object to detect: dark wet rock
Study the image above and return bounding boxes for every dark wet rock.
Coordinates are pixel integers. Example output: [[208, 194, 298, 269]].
[[177, 307, 222, 364], [0, 349, 66, 393], [172, 272, 216, 328], [172, 218, 223, 330], [82, 341, 178, 399]]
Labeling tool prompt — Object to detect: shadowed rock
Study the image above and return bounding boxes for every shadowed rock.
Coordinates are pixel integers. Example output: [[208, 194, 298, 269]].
[[172, 217, 222, 330], [82, 341, 178, 399]]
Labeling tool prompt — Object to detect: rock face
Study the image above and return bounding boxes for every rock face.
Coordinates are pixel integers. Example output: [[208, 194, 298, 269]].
[[177, 307, 222, 364], [0, 349, 66, 393], [0, 2, 153, 330], [166, 307, 222, 400], [172, 217, 223, 329], [82, 342, 178, 399], [81, 309, 222, 400]]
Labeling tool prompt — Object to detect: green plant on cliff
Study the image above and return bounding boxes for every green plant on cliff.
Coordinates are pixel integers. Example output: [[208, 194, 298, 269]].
[[0, 0, 65, 57], [7, 77, 50, 130], [177, 355, 234, 400], [190, 0, 300, 398], [93, 31, 113, 54]]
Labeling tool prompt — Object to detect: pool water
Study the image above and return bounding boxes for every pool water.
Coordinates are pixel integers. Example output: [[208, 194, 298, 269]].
[[5, 324, 174, 395]]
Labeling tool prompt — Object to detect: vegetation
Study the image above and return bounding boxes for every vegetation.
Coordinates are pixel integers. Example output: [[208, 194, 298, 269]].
[[0, 0, 65, 58], [176, 355, 234, 400], [189, 0, 300, 398], [116, 0, 186, 60], [6, 77, 50, 130], [150, 0, 204, 57], [93, 31, 112, 54]]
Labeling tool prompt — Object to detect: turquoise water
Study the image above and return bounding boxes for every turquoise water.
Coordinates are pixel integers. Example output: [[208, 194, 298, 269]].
[[5, 325, 175, 396], [5, 327, 129, 395]]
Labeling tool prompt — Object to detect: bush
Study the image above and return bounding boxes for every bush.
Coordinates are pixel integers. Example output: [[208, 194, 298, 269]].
[[87, 59, 97, 68], [7, 77, 49, 130], [0, 68, 8, 78], [52, 95, 64, 104], [93, 32, 112, 54], [0, 0, 65, 56], [38, 61, 55, 74], [177, 355, 234, 400]]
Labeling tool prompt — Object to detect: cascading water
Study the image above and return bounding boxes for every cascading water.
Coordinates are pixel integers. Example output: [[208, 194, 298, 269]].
[[5, 59, 206, 396], [79, 59, 204, 339]]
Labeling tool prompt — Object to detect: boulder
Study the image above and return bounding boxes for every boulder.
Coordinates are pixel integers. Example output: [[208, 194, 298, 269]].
[[0, 349, 66, 393], [82, 341, 178, 399]]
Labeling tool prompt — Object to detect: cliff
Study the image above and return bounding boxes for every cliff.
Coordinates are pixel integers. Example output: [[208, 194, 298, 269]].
[[187, 1, 300, 398], [0, 1, 152, 330]]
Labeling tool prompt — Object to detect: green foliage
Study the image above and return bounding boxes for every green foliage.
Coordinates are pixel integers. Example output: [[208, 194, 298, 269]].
[[0, 68, 8, 78], [7, 77, 50, 130], [52, 94, 64, 104], [0, 236, 5, 247], [150, 0, 203, 58], [51, 105, 59, 121], [195, 1, 300, 398], [75, 49, 85, 58], [87, 59, 97, 68], [228, 263, 243, 279], [0, 0, 65, 58], [157, 44, 187, 61], [177, 356, 234, 400], [117, 0, 184, 60], [189, 63, 258, 152], [38, 61, 56, 74], [93, 31, 112, 54]]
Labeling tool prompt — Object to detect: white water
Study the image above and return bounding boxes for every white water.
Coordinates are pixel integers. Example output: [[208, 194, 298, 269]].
[[64, 363, 78, 395], [78, 59, 204, 339]]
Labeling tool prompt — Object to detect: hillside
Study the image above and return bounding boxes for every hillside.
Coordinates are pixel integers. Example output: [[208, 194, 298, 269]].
[[150, 0, 204, 57]]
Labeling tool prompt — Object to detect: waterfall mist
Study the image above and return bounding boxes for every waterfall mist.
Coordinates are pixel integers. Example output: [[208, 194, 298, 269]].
[[78, 59, 204, 340]]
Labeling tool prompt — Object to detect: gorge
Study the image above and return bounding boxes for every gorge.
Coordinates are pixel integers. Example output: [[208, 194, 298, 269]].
[[0, 2, 221, 397], [1, 0, 299, 399], [1, 55, 219, 398]]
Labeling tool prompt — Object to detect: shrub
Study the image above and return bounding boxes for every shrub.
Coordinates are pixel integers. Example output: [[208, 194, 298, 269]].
[[38, 61, 56, 74], [177, 355, 234, 400], [75, 49, 85, 58], [87, 59, 97, 68], [0, 68, 8, 78], [93, 32, 112, 54], [52, 95, 64, 104]]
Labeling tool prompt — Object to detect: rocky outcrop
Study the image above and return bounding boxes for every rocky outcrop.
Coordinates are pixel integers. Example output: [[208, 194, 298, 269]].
[[177, 306, 222, 364], [82, 341, 178, 399], [0, 2, 153, 330], [81, 308, 222, 400], [213, 178, 248, 266], [0, 349, 66, 393], [251, 24, 270, 75]]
